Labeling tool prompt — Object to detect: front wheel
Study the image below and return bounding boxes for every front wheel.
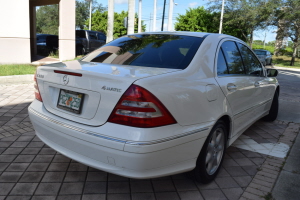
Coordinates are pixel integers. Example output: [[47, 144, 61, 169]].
[[263, 91, 279, 121], [190, 121, 227, 184]]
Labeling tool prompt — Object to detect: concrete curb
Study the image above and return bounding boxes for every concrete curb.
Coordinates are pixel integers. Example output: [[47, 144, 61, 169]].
[[0, 74, 34, 85]]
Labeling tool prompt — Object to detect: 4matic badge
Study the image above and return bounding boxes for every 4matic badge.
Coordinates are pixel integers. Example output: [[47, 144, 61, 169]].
[[101, 86, 122, 92]]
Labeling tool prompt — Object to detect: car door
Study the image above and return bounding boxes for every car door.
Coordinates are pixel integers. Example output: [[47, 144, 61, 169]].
[[236, 43, 274, 117], [97, 32, 106, 46], [214, 40, 261, 137], [88, 31, 100, 52]]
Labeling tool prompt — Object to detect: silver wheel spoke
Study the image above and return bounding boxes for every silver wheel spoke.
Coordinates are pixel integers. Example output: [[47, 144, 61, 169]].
[[205, 126, 225, 175], [206, 159, 213, 173], [206, 144, 214, 164]]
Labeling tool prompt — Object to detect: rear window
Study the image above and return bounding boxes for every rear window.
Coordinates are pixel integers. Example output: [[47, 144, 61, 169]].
[[82, 34, 203, 69], [254, 50, 267, 55]]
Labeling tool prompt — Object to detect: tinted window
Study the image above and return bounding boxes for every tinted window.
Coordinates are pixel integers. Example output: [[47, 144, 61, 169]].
[[82, 34, 203, 69], [97, 33, 106, 41], [221, 41, 245, 74], [76, 30, 86, 39], [217, 49, 228, 75], [89, 32, 97, 40], [237, 43, 262, 76], [254, 50, 266, 55]]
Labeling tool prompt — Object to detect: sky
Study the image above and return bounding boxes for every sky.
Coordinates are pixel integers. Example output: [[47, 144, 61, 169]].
[[96, 0, 277, 42]]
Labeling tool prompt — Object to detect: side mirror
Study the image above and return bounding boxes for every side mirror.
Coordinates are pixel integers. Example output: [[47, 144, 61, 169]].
[[266, 69, 278, 77]]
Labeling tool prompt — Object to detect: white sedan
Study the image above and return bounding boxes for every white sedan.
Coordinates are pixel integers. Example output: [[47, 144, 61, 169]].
[[28, 32, 279, 183]]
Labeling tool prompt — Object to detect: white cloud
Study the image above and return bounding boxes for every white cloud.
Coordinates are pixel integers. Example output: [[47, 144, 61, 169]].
[[115, 0, 128, 4], [188, 2, 198, 8]]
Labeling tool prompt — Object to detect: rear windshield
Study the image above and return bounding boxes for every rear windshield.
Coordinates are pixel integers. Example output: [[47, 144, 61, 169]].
[[82, 34, 203, 69], [254, 50, 267, 55]]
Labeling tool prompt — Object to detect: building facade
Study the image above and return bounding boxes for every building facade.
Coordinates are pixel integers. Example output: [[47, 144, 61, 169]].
[[0, 0, 75, 64]]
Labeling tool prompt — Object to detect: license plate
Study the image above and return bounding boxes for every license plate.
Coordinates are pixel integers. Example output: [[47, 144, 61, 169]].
[[57, 89, 84, 114]]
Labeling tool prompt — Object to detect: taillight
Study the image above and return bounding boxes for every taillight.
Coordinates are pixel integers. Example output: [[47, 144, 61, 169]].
[[108, 85, 176, 128], [34, 72, 43, 102]]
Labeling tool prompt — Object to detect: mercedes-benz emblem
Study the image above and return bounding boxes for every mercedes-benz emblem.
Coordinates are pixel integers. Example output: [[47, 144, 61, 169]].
[[63, 75, 69, 85]]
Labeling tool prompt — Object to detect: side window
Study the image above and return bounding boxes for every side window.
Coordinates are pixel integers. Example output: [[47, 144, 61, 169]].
[[97, 33, 106, 41], [89, 32, 97, 40], [237, 43, 262, 76], [76, 30, 86, 39], [221, 41, 245, 75], [217, 48, 228, 75]]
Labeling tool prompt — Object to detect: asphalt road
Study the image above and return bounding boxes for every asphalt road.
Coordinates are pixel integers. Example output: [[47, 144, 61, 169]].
[[272, 66, 300, 200], [275, 67, 300, 123]]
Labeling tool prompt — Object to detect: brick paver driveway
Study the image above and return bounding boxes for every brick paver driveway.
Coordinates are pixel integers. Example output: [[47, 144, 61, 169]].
[[0, 83, 299, 200]]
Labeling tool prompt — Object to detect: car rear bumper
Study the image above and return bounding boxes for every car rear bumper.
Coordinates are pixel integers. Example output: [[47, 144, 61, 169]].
[[28, 100, 212, 179]]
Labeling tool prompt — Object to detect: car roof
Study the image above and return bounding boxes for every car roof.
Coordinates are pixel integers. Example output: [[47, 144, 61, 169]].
[[127, 31, 236, 39]]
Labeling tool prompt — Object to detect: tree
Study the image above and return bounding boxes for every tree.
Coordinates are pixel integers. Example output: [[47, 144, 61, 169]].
[[36, 5, 59, 35], [209, 0, 280, 47], [76, 0, 106, 30], [87, 10, 146, 38], [174, 6, 248, 41], [175, 7, 219, 33], [275, 0, 300, 65], [36, 0, 106, 34]]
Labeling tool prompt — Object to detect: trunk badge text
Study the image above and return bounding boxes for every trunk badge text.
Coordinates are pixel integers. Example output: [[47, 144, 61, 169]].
[[102, 86, 122, 92], [63, 75, 69, 85]]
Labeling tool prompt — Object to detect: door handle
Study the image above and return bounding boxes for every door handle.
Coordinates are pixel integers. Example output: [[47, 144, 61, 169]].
[[227, 83, 237, 92], [254, 81, 261, 87]]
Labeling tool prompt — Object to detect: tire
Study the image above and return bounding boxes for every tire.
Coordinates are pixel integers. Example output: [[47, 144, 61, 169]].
[[76, 46, 86, 56], [190, 121, 227, 184], [263, 91, 279, 122]]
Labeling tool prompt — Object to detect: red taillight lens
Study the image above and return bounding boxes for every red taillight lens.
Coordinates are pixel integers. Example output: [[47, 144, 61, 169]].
[[108, 85, 176, 128], [34, 72, 43, 102]]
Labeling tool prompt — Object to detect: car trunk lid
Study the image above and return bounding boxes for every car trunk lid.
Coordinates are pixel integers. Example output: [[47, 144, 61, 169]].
[[36, 60, 180, 126]]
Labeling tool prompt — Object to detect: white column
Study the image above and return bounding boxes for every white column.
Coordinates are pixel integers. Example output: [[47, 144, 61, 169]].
[[138, 0, 142, 33], [153, 0, 157, 31], [168, 0, 174, 31], [128, 0, 135, 34], [59, 0, 75, 61], [219, 0, 225, 34], [89, 0, 92, 30], [107, 0, 114, 42], [0, 0, 31, 63]]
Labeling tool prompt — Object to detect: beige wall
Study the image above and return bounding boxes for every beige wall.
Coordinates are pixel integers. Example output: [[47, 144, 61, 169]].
[[0, 0, 31, 63], [0, 0, 75, 64]]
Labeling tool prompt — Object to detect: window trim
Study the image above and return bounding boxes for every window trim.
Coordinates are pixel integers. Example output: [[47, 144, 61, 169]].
[[215, 39, 266, 78]]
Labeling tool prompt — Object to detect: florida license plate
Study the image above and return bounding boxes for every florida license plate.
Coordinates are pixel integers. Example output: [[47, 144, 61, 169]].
[[57, 89, 84, 114]]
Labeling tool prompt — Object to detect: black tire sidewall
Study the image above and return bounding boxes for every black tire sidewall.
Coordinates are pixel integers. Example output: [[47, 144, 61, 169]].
[[263, 91, 279, 121]]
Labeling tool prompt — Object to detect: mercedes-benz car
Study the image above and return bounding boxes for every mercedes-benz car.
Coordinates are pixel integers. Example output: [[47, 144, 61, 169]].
[[28, 32, 279, 183]]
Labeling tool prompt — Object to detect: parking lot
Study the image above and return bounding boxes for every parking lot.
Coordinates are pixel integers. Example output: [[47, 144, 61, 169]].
[[0, 67, 299, 200]]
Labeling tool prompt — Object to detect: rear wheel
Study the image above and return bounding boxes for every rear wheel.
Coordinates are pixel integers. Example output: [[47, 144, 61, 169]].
[[263, 91, 279, 121], [190, 121, 227, 184]]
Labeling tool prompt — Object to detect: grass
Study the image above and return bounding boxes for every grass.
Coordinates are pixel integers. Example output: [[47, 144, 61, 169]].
[[273, 55, 300, 69], [0, 64, 37, 76]]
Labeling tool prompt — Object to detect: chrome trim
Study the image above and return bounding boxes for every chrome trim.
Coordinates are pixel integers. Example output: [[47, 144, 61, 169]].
[[126, 127, 209, 146], [29, 107, 210, 146], [234, 98, 272, 117], [29, 107, 127, 143]]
